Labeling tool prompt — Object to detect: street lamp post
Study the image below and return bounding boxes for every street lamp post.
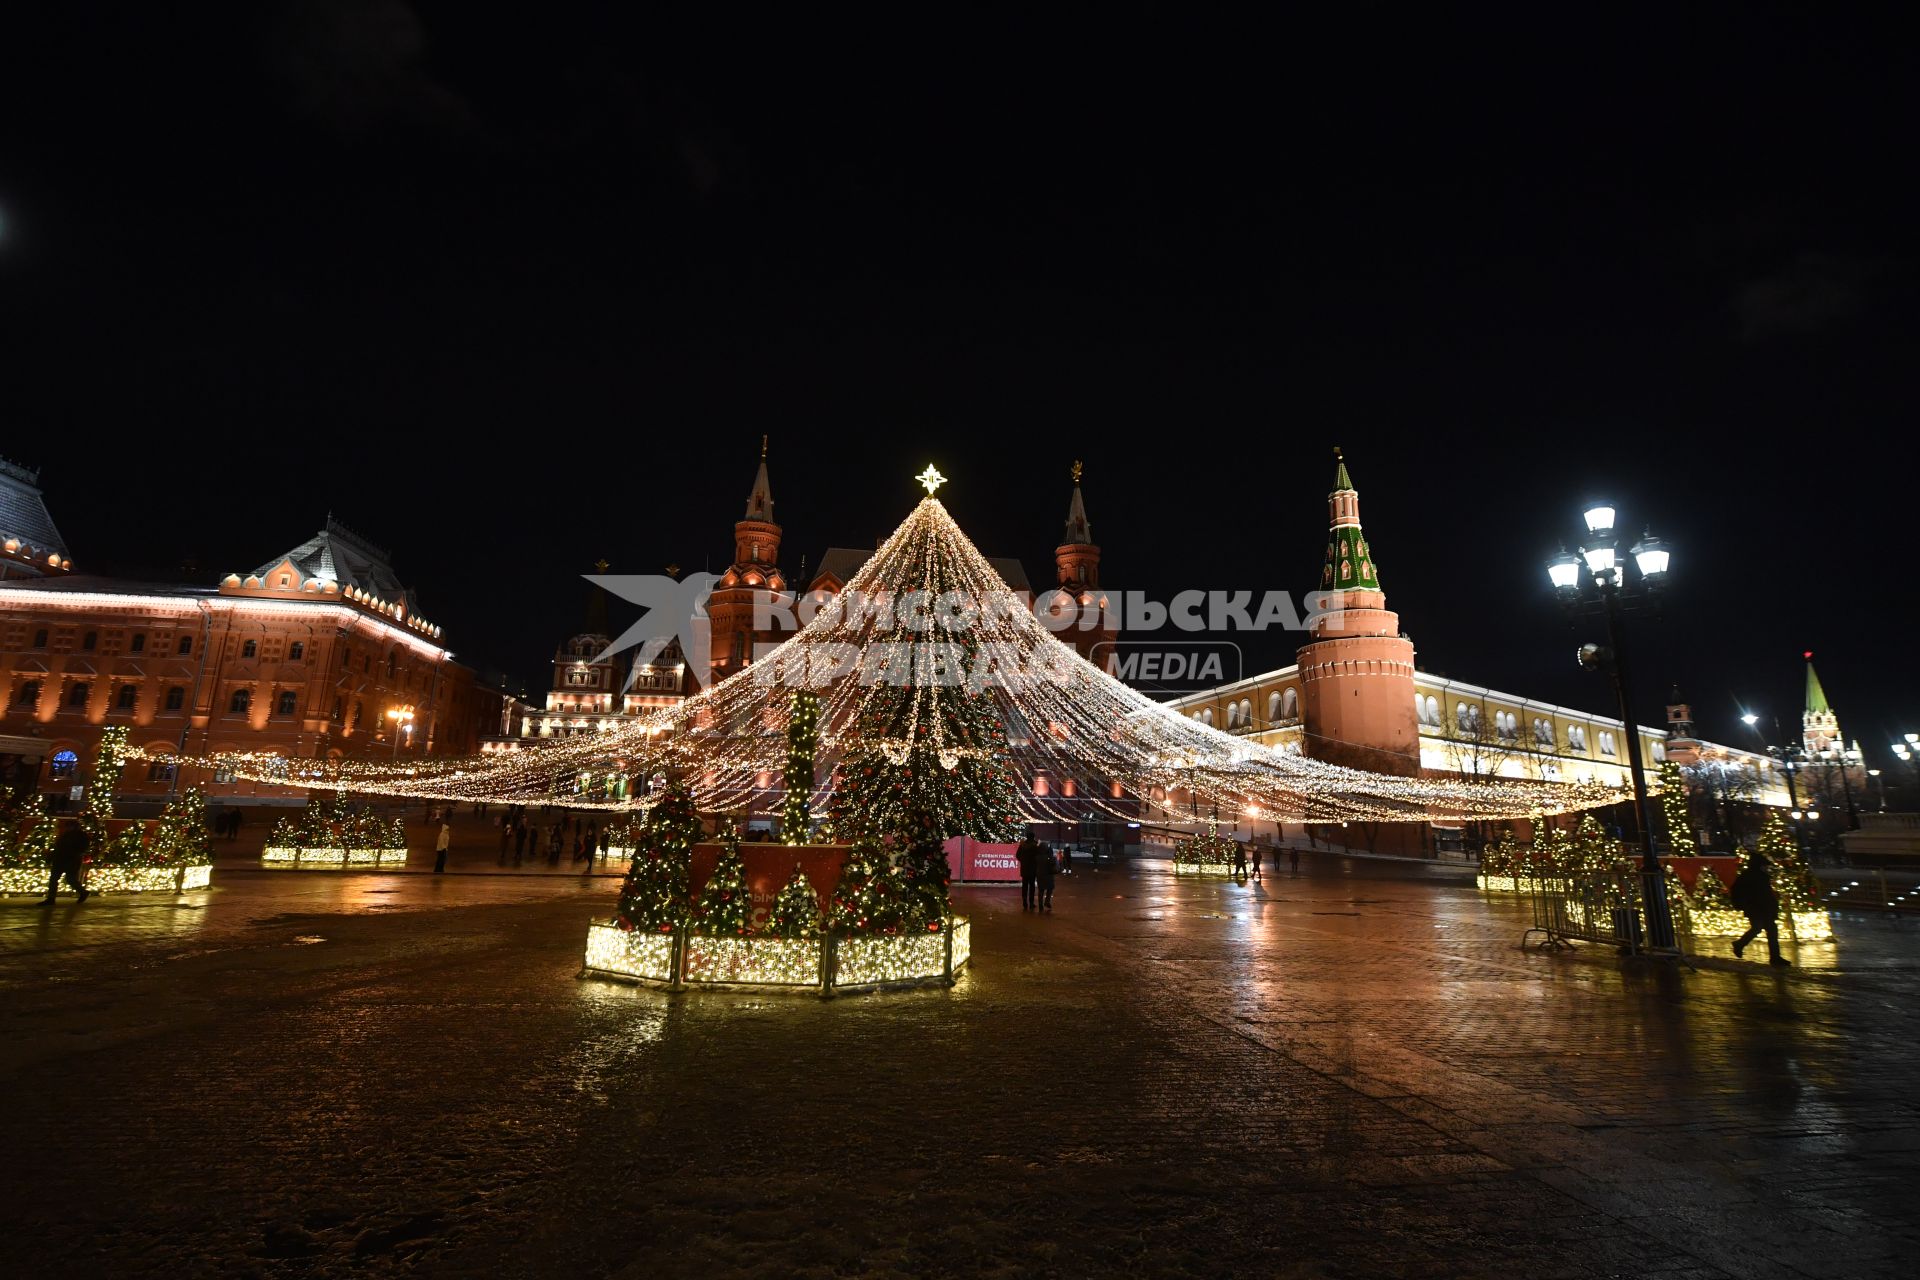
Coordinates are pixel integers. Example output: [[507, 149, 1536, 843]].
[[387, 705, 415, 759], [1547, 504, 1674, 951], [1867, 768, 1886, 813], [1742, 711, 1810, 853]]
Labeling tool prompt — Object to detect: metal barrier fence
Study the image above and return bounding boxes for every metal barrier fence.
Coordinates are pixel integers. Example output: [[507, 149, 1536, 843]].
[[1521, 870, 1691, 960]]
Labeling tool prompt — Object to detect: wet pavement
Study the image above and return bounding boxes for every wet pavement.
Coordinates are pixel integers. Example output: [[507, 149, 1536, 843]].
[[2, 851, 1917, 1278]]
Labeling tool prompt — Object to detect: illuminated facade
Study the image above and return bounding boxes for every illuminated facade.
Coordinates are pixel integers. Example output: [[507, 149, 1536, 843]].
[[0, 514, 489, 804]]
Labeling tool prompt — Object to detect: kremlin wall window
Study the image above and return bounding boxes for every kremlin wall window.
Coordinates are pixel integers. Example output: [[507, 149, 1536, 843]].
[[13, 680, 40, 709], [1268, 692, 1282, 722], [1532, 717, 1554, 747], [164, 687, 185, 712], [229, 689, 252, 716], [1567, 725, 1588, 752], [1598, 731, 1617, 757]]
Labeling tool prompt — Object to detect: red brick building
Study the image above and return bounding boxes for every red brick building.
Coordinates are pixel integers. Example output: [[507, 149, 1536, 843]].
[[0, 470, 489, 808]]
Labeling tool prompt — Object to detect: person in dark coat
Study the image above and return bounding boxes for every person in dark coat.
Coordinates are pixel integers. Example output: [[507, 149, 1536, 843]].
[[1730, 853, 1789, 965], [40, 818, 90, 904], [514, 821, 529, 866], [1035, 842, 1056, 911], [1016, 834, 1037, 910]]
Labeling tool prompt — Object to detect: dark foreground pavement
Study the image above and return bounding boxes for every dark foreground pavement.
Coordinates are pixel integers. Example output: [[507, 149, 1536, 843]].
[[2, 855, 1917, 1279]]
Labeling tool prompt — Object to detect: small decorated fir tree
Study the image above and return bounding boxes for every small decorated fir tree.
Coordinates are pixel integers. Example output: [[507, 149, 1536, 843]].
[[826, 840, 917, 936], [81, 726, 130, 848], [1692, 863, 1732, 909], [694, 829, 753, 937], [150, 790, 214, 867], [1655, 760, 1697, 857], [764, 866, 823, 939], [613, 780, 701, 933], [1757, 813, 1819, 913], [108, 821, 149, 866], [1566, 814, 1621, 875]]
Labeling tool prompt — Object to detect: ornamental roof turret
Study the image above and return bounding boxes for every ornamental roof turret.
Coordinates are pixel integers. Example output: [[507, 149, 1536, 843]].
[[743, 434, 775, 524], [1320, 448, 1380, 592]]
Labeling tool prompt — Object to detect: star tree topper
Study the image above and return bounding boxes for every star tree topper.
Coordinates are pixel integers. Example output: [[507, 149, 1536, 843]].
[[916, 464, 947, 495]]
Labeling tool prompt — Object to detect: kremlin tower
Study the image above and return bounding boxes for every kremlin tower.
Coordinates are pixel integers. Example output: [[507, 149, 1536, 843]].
[[1801, 652, 1843, 756], [1052, 461, 1115, 664], [1295, 450, 1421, 776], [704, 438, 789, 688]]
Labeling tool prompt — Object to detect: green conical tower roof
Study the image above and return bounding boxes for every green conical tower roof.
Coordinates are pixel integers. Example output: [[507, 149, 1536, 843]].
[[1320, 449, 1380, 592], [1804, 654, 1831, 716]]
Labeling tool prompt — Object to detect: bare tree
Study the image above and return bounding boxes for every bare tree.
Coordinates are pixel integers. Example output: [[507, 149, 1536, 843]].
[[1442, 698, 1520, 852]]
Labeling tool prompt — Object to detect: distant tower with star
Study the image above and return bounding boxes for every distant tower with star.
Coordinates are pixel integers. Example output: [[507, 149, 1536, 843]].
[[1801, 651, 1843, 755], [1295, 449, 1421, 776], [704, 437, 790, 688], [1052, 460, 1115, 664]]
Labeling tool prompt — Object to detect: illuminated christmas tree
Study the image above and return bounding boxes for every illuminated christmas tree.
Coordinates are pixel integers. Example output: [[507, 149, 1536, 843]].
[[81, 726, 130, 847], [149, 790, 214, 867], [1692, 862, 1731, 908], [1565, 814, 1620, 875], [826, 840, 919, 935], [782, 689, 819, 843], [694, 828, 752, 937], [765, 866, 823, 939], [1655, 760, 1697, 857], [1757, 813, 1819, 912], [614, 780, 700, 933]]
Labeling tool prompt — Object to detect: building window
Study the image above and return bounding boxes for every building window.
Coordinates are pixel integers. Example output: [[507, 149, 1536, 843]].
[[229, 688, 251, 716], [279, 574, 291, 587], [1495, 711, 1518, 741], [66, 682, 89, 708], [241, 640, 257, 658], [289, 641, 304, 661], [130, 633, 145, 654], [146, 760, 177, 784], [1568, 725, 1588, 752], [49, 749, 78, 779], [1281, 688, 1298, 721], [116, 684, 138, 711], [32, 629, 48, 648], [332, 696, 343, 722], [1201, 708, 1214, 726], [13, 680, 40, 710], [1599, 731, 1617, 757], [82, 631, 97, 651], [276, 690, 298, 717], [177, 636, 193, 655], [1533, 717, 1553, 747], [164, 687, 185, 712], [387, 652, 397, 679]]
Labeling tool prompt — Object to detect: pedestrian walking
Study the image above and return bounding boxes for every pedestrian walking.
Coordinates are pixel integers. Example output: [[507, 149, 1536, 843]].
[[434, 819, 452, 874], [1060, 845, 1072, 874], [1730, 853, 1790, 966], [1233, 842, 1248, 880], [1289, 847, 1301, 874], [1036, 842, 1057, 911], [498, 821, 512, 867], [548, 824, 562, 867], [1251, 846, 1263, 880], [39, 817, 90, 904], [514, 821, 528, 867], [1017, 833, 1038, 909]]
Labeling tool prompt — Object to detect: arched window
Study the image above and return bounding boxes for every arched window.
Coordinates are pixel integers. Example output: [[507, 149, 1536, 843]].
[[229, 688, 251, 715], [49, 749, 78, 779], [115, 684, 138, 711], [241, 640, 257, 658], [1240, 698, 1254, 727], [276, 691, 298, 717], [1568, 725, 1587, 752], [66, 682, 89, 708], [1282, 688, 1299, 721], [1201, 708, 1214, 726], [1599, 731, 1617, 757], [164, 687, 184, 712], [289, 641, 304, 661], [1267, 691, 1282, 722], [13, 680, 40, 710]]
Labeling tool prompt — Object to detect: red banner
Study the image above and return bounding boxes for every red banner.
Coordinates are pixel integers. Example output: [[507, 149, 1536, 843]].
[[945, 836, 1022, 884]]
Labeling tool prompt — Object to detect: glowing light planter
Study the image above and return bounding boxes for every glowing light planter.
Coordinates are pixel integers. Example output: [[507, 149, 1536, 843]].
[[0, 864, 213, 895], [261, 846, 409, 870], [581, 916, 970, 995]]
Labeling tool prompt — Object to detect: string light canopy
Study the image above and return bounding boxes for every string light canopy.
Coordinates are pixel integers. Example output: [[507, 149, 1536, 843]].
[[132, 469, 1623, 824]]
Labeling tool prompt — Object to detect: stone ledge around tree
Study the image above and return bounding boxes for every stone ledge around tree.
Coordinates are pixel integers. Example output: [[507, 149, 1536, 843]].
[[581, 916, 971, 995], [1, 863, 213, 894]]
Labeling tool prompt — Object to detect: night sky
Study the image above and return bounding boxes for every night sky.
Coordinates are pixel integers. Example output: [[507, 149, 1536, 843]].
[[3, 6, 1915, 760]]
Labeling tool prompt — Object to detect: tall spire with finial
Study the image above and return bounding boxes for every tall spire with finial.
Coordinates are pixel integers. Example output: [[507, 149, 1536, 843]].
[[1802, 650, 1841, 754], [744, 435, 774, 522], [1322, 447, 1379, 591]]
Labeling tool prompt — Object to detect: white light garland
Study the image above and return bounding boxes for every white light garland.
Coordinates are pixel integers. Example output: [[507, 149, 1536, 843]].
[[131, 494, 1625, 824]]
